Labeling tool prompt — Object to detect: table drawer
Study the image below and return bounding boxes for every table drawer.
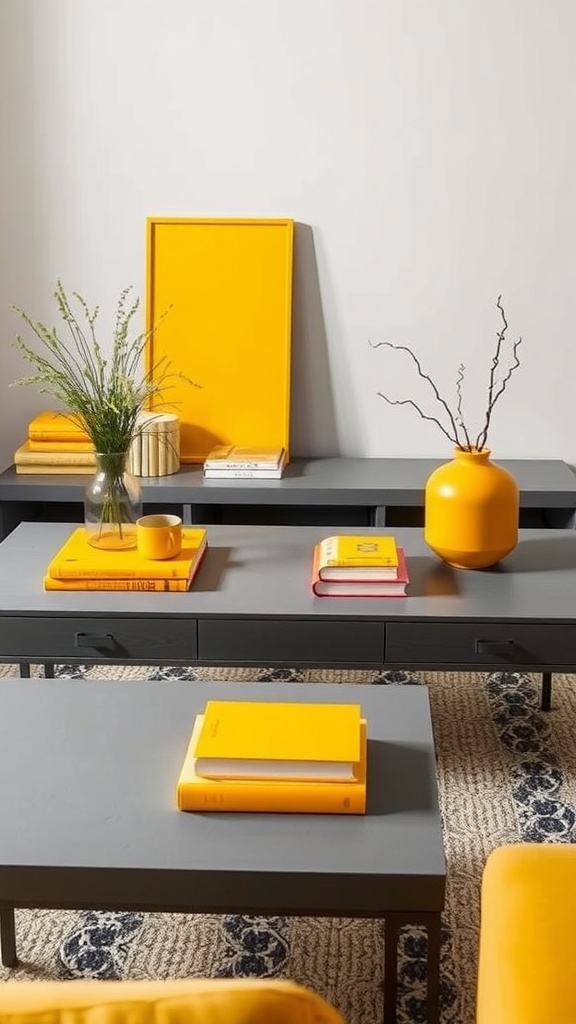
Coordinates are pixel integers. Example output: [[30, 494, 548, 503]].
[[198, 619, 384, 665], [0, 616, 197, 661], [386, 622, 576, 668]]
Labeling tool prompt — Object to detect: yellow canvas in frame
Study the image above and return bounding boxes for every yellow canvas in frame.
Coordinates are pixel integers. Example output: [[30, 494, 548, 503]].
[[146, 218, 294, 463]]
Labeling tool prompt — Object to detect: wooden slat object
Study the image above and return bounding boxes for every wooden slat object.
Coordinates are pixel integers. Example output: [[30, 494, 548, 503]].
[[128, 412, 180, 478]]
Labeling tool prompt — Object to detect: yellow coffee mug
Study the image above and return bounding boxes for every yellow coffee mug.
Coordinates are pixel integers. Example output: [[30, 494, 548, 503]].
[[136, 514, 182, 559]]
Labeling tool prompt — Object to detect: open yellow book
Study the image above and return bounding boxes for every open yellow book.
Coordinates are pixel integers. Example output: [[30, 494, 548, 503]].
[[193, 699, 361, 781], [177, 715, 367, 814]]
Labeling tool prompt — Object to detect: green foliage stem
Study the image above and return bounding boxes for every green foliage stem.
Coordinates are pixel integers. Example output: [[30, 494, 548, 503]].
[[10, 281, 197, 454]]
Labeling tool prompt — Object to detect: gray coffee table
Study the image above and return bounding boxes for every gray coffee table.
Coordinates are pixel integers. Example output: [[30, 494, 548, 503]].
[[0, 678, 445, 1024], [1, 523, 576, 709]]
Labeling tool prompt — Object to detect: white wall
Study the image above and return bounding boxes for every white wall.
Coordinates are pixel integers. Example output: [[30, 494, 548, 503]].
[[1, 0, 575, 469]]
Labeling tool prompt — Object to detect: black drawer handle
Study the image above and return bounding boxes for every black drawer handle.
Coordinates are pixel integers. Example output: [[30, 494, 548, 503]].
[[475, 639, 516, 655], [74, 632, 116, 650]]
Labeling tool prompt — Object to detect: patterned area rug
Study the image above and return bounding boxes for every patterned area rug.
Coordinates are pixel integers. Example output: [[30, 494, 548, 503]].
[[2, 662, 575, 1024]]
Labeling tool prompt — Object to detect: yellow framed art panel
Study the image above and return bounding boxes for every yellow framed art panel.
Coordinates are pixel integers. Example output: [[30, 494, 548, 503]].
[[146, 217, 294, 463]]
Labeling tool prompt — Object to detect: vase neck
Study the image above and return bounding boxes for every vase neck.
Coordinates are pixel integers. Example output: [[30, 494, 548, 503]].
[[454, 447, 491, 464], [95, 451, 129, 475]]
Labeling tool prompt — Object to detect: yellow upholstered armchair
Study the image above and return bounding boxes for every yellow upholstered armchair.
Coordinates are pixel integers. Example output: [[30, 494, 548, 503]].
[[477, 843, 576, 1024], [0, 978, 345, 1024]]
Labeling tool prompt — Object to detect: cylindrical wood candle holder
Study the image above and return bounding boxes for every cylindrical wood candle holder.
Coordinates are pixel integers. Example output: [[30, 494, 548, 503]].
[[128, 413, 180, 477]]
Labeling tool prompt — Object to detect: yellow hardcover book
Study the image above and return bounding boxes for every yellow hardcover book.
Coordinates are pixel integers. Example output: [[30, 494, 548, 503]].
[[15, 465, 94, 475], [28, 411, 91, 443], [177, 716, 367, 814], [27, 439, 95, 453], [194, 699, 361, 780], [312, 545, 409, 597], [43, 576, 190, 592], [317, 534, 399, 580], [14, 442, 96, 466], [47, 526, 208, 580]]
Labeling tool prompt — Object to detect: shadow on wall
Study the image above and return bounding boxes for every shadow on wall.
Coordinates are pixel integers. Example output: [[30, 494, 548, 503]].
[[0, 2, 57, 472], [290, 223, 339, 458]]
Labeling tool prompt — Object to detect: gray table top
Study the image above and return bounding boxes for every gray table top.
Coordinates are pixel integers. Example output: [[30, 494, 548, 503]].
[[0, 680, 445, 912], [0, 456, 574, 505], [2, 521, 576, 622]]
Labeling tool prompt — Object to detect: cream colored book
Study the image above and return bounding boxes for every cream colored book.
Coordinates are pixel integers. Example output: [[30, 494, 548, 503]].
[[14, 442, 96, 467], [15, 464, 94, 475], [204, 445, 285, 470]]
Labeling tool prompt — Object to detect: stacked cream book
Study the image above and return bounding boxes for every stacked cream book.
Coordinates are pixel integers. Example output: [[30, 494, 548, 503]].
[[203, 445, 287, 479], [14, 411, 95, 475], [127, 412, 180, 477]]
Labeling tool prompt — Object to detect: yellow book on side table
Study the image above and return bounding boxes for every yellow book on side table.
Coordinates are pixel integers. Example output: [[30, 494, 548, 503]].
[[14, 442, 96, 466], [317, 534, 399, 580], [27, 439, 95, 453], [46, 527, 207, 581], [16, 465, 94, 476], [203, 445, 285, 470], [193, 699, 361, 781], [27, 411, 91, 444], [177, 715, 367, 814]]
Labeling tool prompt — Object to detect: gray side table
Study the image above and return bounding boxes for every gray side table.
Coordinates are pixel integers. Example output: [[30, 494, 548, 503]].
[[0, 457, 574, 537]]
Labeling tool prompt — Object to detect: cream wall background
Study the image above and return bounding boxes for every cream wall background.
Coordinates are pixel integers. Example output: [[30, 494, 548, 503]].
[[0, 0, 574, 470]]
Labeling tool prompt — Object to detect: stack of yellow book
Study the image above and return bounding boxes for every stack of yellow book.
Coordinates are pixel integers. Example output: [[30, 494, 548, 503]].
[[14, 411, 95, 475], [311, 534, 409, 597], [44, 527, 208, 592], [177, 699, 367, 813]]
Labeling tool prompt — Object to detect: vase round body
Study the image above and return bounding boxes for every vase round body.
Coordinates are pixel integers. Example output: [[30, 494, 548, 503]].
[[424, 448, 519, 569], [84, 452, 143, 550]]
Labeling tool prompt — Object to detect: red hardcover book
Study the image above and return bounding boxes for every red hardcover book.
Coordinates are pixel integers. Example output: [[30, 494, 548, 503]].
[[311, 545, 409, 597]]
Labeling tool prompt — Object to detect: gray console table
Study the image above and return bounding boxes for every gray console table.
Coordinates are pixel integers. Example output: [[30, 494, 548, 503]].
[[1, 522, 576, 709], [0, 457, 575, 539], [0, 678, 445, 1024]]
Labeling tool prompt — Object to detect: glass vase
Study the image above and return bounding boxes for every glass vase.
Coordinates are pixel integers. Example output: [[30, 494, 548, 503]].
[[84, 451, 143, 550]]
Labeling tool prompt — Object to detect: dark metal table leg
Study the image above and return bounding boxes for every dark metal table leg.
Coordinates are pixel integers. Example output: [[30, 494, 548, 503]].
[[426, 914, 442, 1024], [0, 907, 17, 966], [541, 672, 552, 711], [383, 914, 400, 1024], [384, 913, 441, 1024], [44, 663, 54, 679], [18, 663, 30, 679]]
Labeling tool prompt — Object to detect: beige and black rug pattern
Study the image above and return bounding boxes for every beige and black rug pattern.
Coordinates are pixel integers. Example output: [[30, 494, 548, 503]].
[[1, 663, 575, 1024]]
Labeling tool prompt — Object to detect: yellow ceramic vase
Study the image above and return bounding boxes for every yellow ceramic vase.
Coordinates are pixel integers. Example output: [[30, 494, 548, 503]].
[[424, 448, 519, 569]]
